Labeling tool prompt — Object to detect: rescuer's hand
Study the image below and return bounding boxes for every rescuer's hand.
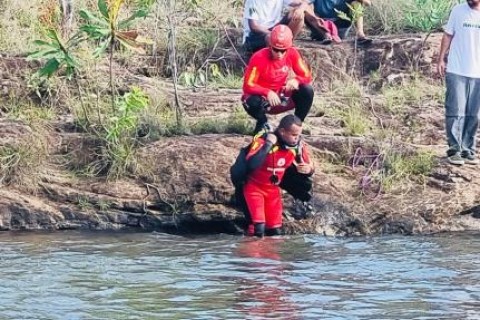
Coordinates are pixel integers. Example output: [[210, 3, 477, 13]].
[[267, 91, 281, 106]]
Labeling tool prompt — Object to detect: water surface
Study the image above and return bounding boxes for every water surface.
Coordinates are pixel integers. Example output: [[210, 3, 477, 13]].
[[1, 231, 479, 319]]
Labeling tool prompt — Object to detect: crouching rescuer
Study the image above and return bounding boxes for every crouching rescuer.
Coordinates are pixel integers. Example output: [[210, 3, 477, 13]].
[[234, 115, 314, 237], [242, 25, 314, 134]]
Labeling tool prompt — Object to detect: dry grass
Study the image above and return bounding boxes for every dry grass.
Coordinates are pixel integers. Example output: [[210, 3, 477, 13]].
[[380, 74, 444, 113], [0, 129, 49, 191], [0, 0, 459, 54]]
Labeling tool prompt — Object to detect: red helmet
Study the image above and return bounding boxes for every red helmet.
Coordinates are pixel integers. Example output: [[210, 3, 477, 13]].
[[269, 25, 293, 50]]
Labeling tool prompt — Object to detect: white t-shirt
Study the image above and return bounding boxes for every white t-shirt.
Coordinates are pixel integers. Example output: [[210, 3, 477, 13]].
[[242, 0, 293, 43], [444, 3, 480, 78]]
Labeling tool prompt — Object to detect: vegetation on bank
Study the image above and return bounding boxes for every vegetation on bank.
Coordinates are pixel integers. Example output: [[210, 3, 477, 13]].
[[0, 0, 459, 197]]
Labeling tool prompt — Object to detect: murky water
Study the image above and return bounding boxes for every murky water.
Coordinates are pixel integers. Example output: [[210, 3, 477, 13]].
[[1, 231, 480, 319]]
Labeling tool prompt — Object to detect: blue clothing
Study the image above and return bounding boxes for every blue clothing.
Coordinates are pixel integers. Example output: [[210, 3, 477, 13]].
[[312, 0, 353, 19], [445, 72, 480, 157]]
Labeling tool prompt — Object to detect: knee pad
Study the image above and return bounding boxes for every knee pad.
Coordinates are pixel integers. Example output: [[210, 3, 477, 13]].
[[253, 223, 265, 237], [265, 227, 283, 236]]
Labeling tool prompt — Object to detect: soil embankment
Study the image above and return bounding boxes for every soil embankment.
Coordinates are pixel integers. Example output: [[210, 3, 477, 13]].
[[2, 33, 480, 235]]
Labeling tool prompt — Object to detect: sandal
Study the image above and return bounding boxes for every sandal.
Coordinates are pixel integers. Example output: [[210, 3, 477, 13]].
[[356, 37, 373, 46]]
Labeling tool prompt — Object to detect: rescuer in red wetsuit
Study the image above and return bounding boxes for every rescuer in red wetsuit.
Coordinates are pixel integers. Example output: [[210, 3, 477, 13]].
[[242, 25, 314, 134], [244, 114, 314, 237]]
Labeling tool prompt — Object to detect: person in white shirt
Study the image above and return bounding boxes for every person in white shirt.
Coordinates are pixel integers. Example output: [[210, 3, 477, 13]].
[[437, 0, 480, 165], [243, 0, 324, 53]]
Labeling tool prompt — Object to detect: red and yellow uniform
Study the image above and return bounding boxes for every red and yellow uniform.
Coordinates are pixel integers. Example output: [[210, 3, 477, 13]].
[[244, 133, 311, 230], [242, 47, 312, 114]]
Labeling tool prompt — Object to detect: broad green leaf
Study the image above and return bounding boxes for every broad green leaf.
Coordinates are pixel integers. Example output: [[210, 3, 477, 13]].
[[66, 32, 86, 47], [33, 39, 56, 48], [38, 58, 60, 78], [63, 54, 78, 68], [118, 9, 149, 29], [46, 29, 61, 43], [79, 9, 109, 27], [80, 24, 110, 39], [335, 9, 351, 22], [27, 49, 60, 60], [98, 0, 110, 20]]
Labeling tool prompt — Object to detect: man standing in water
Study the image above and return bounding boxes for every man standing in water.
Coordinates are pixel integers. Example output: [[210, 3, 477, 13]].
[[437, 0, 480, 165], [243, 114, 314, 237]]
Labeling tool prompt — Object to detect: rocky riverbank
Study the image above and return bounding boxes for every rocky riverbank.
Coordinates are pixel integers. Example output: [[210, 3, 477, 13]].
[[1, 33, 480, 235]]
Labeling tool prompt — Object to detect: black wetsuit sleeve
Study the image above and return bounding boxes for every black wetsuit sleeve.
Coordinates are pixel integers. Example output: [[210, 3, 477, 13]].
[[247, 141, 273, 171]]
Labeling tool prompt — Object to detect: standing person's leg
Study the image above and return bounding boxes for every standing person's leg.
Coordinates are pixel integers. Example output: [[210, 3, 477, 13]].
[[244, 182, 268, 237], [243, 95, 271, 133], [445, 72, 468, 165], [350, 1, 372, 44], [461, 76, 480, 164], [264, 187, 283, 236], [291, 84, 314, 122], [354, 15, 366, 38], [276, 9, 305, 40], [283, 9, 305, 39]]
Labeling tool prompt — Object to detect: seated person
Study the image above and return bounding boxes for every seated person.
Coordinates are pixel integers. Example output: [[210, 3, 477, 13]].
[[242, 25, 314, 134], [242, 0, 311, 53], [311, 0, 372, 44]]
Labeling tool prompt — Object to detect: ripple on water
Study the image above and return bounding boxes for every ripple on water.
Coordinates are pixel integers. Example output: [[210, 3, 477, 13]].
[[0, 232, 480, 319]]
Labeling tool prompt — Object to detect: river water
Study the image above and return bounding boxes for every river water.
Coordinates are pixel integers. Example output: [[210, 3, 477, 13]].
[[1, 231, 479, 319]]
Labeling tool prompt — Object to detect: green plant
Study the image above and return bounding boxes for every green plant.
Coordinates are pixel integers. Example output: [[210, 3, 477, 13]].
[[225, 106, 253, 134], [77, 195, 94, 210], [177, 27, 219, 52], [105, 87, 149, 142], [180, 64, 242, 89], [5, 101, 56, 124], [28, 1, 154, 180], [335, 1, 365, 25], [404, 0, 456, 32], [380, 149, 435, 191], [208, 64, 243, 89], [27, 28, 93, 124], [365, 0, 407, 35], [352, 144, 435, 196], [97, 199, 112, 211], [28, 29, 81, 78], [381, 74, 444, 113], [102, 86, 149, 178], [79, 0, 148, 110], [188, 106, 252, 135], [0, 146, 26, 185], [337, 103, 371, 136], [180, 68, 207, 87], [139, 106, 188, 138]]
